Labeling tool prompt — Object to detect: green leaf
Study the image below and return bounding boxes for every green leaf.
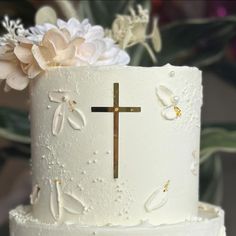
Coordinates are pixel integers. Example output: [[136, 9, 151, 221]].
[[208, 58, 236, 87], [200, 154, 223, 204], [158, 16, 236, 67], [200, 126, 236, 164], [0, 144, 30, 160], [0, 107, 30, 144]]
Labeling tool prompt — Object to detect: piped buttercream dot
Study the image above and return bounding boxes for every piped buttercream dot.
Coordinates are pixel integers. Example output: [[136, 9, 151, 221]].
[[172, 96, 179, 104], [169, 71, 175, 77], [81, 170, 86, 175], [47, 105, 51, 109], [106, 151, 111, 155], [62, 95, 69, 102], [93, 151, 98, 155]]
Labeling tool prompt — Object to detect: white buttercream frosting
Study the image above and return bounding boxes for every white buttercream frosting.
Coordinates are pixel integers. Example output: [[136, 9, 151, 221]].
[[27, 64, 202, 226], [9, 64, 226, 235], [9, 203, 225, 236]]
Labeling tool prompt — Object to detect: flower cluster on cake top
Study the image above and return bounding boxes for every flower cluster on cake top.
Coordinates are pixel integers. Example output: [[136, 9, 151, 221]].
[[0, 5, 161, 91]]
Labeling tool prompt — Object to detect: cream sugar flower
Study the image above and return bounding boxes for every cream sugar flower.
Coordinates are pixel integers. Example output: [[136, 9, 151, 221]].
[[0, 16, 41, 91], [0, 17, 130, 91], [28, 18, 130, 67]]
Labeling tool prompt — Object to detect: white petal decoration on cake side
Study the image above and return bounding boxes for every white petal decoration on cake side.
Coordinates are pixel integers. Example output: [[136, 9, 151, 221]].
[[67, 107, 86, 131], [191, 150, 199, 176], [50, 180, 63, 221], [48, 91, 70, 103], [156, 85, 182, 120], [156, 85, 175, 107], [30, 184, 40, 205], [52, 103, 66, 136], [63, 192, 85, 215], [144, 180, 170, 213], [162, 106, 178, 120]]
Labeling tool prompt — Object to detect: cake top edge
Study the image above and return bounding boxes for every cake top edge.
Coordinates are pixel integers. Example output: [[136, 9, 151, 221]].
[[45, 64, 202, 73]]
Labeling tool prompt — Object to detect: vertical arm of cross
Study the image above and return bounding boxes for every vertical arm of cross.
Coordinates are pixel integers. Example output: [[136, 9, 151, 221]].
[[113, 83, 119, 178], [91, 83, 141, 179]]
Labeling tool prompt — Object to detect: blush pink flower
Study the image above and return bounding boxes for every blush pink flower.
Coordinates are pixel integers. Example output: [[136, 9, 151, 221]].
[[0, 39, 42, 91], [28, 18, 130, 66]]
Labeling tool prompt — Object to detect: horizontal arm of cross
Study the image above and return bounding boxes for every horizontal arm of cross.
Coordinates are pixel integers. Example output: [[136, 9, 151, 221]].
[[91, 107, 141, 112]]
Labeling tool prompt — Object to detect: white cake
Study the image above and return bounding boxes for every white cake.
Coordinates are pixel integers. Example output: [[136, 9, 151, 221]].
[[9, 64, 226, 235]]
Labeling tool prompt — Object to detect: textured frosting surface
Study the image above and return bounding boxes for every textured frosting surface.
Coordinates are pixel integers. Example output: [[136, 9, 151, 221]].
[[29, 65, 202, 226], [9, 203, 226, 236]]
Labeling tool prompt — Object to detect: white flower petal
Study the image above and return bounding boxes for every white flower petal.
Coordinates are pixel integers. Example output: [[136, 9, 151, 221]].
[[31, 45, 48, 70], [27, 18, 130, 67], [26, 62, 42, 79], [114, 49, 130, 65], [42, 29, 68, 51], [0, 60, 16, 79], [84, 25, 104, 41], [57, 19, 67, 29], [14, 44, 33, 64], [6, 68, 29, 90], [0, 55, 28, 92], [54, 45, 76, 65]]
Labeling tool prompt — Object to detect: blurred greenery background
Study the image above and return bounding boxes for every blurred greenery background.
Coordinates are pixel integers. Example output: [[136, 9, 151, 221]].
[[0, 0, 236, 235]]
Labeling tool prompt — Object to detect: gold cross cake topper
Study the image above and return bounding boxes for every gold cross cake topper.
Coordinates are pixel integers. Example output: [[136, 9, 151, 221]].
[[91, 83, 141, 178]]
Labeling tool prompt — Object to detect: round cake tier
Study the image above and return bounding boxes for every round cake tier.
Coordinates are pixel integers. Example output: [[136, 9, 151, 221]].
[[10, 203, 225, 236], [30, 65, 202, 226]]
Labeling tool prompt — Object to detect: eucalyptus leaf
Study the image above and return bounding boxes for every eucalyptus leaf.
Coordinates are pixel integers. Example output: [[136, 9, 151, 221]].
[[157, 16, 236, 67], [0, 144, 30, 160], [0, 107, 30, 144], [200, 154, 223, 204], [35, 6, 57, 25], [151, 18, 162, 52], [208, 58, 236, 87], [200, 127, 236, 164], [128, 44, 147, 66], [53, 0, 78, 20]]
